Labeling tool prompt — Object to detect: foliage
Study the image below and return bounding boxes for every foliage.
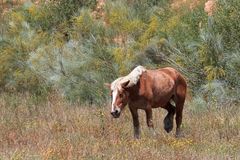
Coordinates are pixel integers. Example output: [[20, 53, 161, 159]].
[[25, 0, 97, 30], [213, 0, 240, 51], [0, 10, 49, 96]]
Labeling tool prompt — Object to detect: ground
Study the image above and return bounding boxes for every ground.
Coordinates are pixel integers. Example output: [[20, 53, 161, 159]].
[[0, 94, 239, 159]]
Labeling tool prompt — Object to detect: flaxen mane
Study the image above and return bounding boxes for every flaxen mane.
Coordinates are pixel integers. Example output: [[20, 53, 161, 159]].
[[111, 66, 146, 90]]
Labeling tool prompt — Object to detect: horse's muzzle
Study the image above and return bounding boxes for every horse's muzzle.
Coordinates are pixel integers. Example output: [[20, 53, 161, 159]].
[[111, 110, 120, 118]]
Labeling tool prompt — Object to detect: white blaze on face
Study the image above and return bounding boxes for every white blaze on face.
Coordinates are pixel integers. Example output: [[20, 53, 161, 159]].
[[111, 89, 118, 112]]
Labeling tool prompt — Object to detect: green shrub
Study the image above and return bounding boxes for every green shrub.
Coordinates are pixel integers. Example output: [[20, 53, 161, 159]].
[[1, 0, 240, 105]]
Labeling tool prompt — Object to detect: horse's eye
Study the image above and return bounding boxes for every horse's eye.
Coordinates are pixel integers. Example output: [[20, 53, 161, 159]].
[[119, 93, 123, 98]]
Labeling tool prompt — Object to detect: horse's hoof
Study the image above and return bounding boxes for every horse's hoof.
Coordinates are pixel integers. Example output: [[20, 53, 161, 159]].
[[134, 134, 140, 139], [175, 133, 184, 138], [165, 127, 172, 133], [175, 129, 184, 138], [164, 115, 173, 133]]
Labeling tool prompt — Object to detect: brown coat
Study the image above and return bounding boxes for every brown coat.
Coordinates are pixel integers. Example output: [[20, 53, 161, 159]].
[[108, 66, 187, 138]]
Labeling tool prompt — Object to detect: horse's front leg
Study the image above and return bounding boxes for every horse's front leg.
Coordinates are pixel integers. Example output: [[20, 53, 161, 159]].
[[129, 107, 140, 139], [145, 108, 156, 136]]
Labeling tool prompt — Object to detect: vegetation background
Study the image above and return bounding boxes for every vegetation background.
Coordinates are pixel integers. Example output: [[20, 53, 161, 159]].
[[0, 0, 239, 159]]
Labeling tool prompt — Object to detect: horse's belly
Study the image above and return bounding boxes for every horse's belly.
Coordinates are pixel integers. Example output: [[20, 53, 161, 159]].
[[152, 89, 174, 108], [129, 98, 148, 109]]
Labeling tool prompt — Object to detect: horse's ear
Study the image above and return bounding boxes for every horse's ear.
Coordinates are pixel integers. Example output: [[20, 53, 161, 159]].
[[121, 80, 130, 89], [104, 83, 111, 89]]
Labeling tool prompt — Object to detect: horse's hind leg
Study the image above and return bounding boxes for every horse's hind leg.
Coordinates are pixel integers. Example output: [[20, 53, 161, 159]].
[[163, 102, 176, 133], [175, 98, 185, 137], [175, 85, 186, 137]]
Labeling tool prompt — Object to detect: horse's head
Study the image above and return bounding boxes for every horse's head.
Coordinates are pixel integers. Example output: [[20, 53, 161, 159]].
[[105, 80, 130, 118], [105, 66, 146, 118]]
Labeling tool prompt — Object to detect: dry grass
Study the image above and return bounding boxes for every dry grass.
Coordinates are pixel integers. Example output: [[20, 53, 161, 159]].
[[0, 93, 239, 160]]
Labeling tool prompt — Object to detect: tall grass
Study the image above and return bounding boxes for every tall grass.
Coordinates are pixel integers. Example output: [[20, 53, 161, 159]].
[[0, 93, 239, 159], [1, 0, 240, 105]]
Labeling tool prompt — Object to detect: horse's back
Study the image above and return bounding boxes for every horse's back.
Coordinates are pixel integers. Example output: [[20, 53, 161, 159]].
[[144, 67, 186, 105], [138, 67, 176, 107], [157, 67, 187, 100], [157, 67, 187, 87], [157, 67, 181, 80]]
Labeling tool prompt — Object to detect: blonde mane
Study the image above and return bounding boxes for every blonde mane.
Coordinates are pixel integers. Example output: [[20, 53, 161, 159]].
[[111, 66, 146, 90]]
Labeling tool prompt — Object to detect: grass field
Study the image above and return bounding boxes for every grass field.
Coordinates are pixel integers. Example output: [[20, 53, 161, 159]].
[[0, 93, 239, 160]]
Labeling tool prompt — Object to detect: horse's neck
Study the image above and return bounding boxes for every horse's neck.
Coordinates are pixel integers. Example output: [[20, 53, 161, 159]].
[[127, 81, 141, 101]]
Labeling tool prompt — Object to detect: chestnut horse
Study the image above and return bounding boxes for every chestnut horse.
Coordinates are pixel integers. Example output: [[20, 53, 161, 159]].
[[105, 66, 187, 138]]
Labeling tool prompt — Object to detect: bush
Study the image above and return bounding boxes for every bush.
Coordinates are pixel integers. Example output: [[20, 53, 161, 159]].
[[0, 0, 240, 105]]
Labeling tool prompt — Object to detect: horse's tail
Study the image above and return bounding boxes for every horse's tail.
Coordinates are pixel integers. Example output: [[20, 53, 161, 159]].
[[176, 73, 187, 100], [175, 72, 187, 136]]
